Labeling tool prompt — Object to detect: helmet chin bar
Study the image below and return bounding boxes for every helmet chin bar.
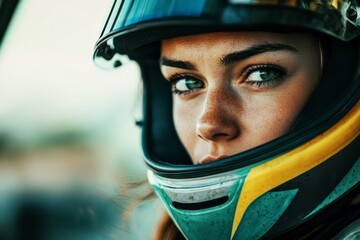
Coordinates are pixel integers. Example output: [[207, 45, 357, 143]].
[[147, 167, 246, 240], [147, 168, 241, 210]]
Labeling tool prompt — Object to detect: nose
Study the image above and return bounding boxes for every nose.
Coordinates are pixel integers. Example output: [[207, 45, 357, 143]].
[[196, 89, 240, 142]]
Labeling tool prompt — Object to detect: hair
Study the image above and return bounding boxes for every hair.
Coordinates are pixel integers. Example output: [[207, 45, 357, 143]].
[[121, 178, 184, 240], [154, 212, 185, 240]]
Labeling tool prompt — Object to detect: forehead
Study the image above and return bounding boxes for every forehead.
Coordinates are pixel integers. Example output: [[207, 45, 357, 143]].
[[161, 32, 314, 57]]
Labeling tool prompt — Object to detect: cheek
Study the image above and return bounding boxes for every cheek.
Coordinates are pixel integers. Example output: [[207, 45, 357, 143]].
[[173, 99, 199, 150], [247, 99, 298, 140], [245, 76, 318, 140]]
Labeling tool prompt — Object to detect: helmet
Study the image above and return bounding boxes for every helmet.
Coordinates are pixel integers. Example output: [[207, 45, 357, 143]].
[[94, 0, 360, 239]]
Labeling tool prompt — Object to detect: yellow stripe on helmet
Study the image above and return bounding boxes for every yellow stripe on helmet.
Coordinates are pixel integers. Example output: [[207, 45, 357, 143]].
[[231, 101, 360, 239]]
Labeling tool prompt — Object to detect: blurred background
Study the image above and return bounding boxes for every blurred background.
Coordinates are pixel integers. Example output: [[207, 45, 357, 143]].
[[0, 0, 160, 239]]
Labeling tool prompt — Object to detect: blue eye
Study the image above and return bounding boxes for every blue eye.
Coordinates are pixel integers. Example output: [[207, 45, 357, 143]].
[[245, 64, 287, 87], [248, 69, 281, 81], [170, 75, 204, 95]]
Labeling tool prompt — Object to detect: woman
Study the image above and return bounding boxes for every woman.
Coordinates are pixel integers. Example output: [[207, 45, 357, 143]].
[[94, 0, 360, 239], [160, 32, 322, 165]]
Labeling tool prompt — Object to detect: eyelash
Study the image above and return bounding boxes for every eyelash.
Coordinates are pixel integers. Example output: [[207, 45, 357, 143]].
[[242, 63, 287, 87], [167, 73, 202, 95], [166, 63, 287, 95]]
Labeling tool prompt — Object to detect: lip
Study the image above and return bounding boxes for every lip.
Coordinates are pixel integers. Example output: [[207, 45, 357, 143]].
[[199, 155, 229, 164]]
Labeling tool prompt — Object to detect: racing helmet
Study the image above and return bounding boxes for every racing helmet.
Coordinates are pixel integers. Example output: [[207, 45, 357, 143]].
[[94, 0, 360, 239]]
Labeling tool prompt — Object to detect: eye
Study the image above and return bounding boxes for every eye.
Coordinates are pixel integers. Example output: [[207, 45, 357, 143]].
[[169, 74, 205, 95], [248, 69, 281, 81], [244, 64, 287, 88]]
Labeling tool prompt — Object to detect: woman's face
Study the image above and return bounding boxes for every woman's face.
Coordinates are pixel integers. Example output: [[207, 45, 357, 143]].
[[160, 32, 321, 165]]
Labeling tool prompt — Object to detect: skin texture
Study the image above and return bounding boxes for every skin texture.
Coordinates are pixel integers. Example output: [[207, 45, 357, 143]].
[[160, 32, 322, 165]]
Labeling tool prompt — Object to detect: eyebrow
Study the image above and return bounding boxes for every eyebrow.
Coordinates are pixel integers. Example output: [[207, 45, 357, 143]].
[[221, 43, 298, 66], [160, 57, 197, 70], [159, 43, 298, 70]]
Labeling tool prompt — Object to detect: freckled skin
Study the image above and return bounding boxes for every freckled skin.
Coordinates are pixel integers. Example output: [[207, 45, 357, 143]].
[[160, 32, 321, 164]]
